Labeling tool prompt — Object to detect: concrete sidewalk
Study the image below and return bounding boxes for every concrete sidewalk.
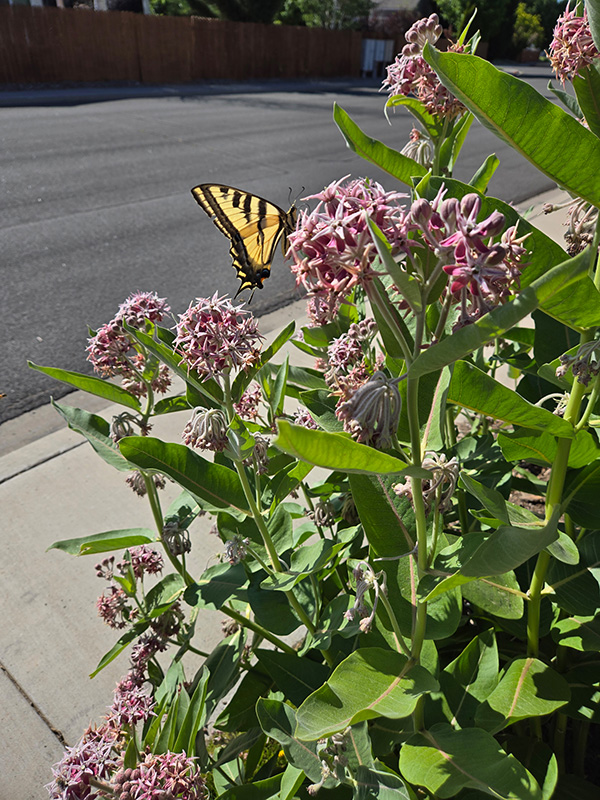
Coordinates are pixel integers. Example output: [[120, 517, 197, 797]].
[[0, 188, 571, 799]]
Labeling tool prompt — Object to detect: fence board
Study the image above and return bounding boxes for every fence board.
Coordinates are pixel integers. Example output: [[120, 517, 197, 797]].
[[0, 6, 361, 85]]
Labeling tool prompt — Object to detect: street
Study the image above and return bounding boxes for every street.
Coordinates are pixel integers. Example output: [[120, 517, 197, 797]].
[[1, 70, 556, 424]]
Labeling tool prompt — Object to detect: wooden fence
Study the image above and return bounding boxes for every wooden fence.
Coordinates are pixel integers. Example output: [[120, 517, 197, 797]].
[[0, 6, 362, 84]]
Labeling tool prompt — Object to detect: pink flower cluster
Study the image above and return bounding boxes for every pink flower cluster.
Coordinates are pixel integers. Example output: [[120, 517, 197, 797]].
[[173, 292, 263, 383], [234, 382, 263, 421], [288, 177, 411, 319], [46, 724, 120, 800], [112, 751, 206, 800], [548, 5, 599, 85], [109, 675, 156, 728], [382, 14, 465, 121], [326, 320, 380, 402], [118, 545, 163, 580], [411, 188, 528, 327], [86, 291, 172, 398]]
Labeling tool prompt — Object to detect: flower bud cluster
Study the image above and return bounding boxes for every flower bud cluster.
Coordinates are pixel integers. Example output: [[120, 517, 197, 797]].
[[556, 339, 600, 386], [162, 516, 192, 556], [173, 292, 263, 384], [46, 724, 120, 800], [126, 470, 166, 497], [548, 5, 599, 85], [325, 319, 380, 403], [111, 751, 206, 800], [382, 15, 465, 121], [288, 176, 411, 310], [242, 432, 271, 475], [182, 406, 229, 452], [224, 535, 250, 565], [344, 562, 385, 633], [234, 382, 263, 422], [336, 371, 402, 450], [411, 189, 528, 327]]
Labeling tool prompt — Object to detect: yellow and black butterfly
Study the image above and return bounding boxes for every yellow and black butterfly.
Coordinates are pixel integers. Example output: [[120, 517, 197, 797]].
[[191, 183, 297, 297]]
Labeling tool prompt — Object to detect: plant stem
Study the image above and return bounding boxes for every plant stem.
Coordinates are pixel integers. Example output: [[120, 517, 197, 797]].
[[144, 473, 194, 585], [223, 604, 297, 655], [378, 589, 411, 658], [366, 279, 414, 364]]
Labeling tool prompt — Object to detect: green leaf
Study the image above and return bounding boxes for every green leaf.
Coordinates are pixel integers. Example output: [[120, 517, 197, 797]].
[[399, 723, 543, 799], [51, 401, 134, 472], [256, 699, 326, 783], [422, 46, 600, 207], [367, 219, 422, 311], [439, 111, 474, 172], [269, 355, 289, 419], [216, 775, 282, 800], [333, 103, 427, 186], [204, 631, 245, 719], [460, 573, 525, 620], [355, 765, 411, 800], [48, 527, 154, 556], [28, 361, 141, 410], [547, 80, 583, 119], [469, 153, 500, 193], [499, 427, 600, 469], [119, 436, 250, 515], [260, 539, 345, 592], [90, 622, 148, 678], [563, 460, 600, 527], [183, 563, 248, 611], [410, 247, 594, 379], [573, 62, 600, 138], [439, 629, 499, 728], [450, 361, 573, 437], [274, 421, 410, 475], [552, 613, 600, 651], [145, 573, 185, 616], [294, 648, 438, 740], [586, 0, 600, 53], [215, 670, 272, 732], [385, 94, 443, 138], [547, 530, 600, 615], [173, 668, 209, 753], [256, 649, 329, 707], [233, 320, 296, 400], [475, 658, 570, 732]]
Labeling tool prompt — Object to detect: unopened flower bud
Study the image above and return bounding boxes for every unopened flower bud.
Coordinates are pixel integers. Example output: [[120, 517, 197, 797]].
[[182, 407, 228, 452]]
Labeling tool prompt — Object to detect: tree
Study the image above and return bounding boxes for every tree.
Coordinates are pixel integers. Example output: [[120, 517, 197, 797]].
[[277, 0, 374, 30]]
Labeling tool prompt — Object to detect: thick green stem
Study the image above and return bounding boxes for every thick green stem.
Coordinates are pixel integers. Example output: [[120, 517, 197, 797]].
[[144, 473, 194, 585], [223, 604, 297, 655], [378, 589, 411, 658], [366, 279, 414, 364]]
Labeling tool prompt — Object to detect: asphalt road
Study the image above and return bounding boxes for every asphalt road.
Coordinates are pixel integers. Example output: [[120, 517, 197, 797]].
[[1, 68, 556, 424]]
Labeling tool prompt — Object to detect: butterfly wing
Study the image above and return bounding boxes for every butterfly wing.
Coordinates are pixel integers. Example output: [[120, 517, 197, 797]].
[[192, 183, 295, 296]]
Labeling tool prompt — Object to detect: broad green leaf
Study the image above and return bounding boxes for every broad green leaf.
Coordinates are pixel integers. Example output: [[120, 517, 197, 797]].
[[215, 670, 272, 732], [183, 563, 248, 611], [475, 658, 570, 732], [266, 504, 294, 552], [294, 648, 438, 740], [145, 573, 185, 616], [216, 774, 282, 800], [280, 764, 305, 800], [204, 631, 245, 719], [274, 421, 410, 475], [573, 62, 600, 138], [399, 723, 542, 799], [261, 539, 344, 592], [439, 111, 474, 172], [449, 361, 574, 438], [563, 460, 600, 527], [248, 583, 303, 637], [469, 153, 500, 193], [546, 531, 580, 565], [439, 629, 499, 728], [153, 395, 190, 415], [422, 45, 600, 207], [119, 436, 250, 515], [385, 94, 443, 138], [586, 0, 600, 53], [551, 613, 600, 651], [300, 389, 342, 432], [460, 473, 509, 523], [28, 361, 140, 410], [409, 247, 594, 379], [355, 765, 411, 800], [547, 530, 600, 615], [563, 663, 600, 721], [90, 622, 148, 678], [48, 527, 154, 556], [499, 427, 600, 469], [501, 738, 558, 800], [256, 699, 327, 783], [51, 401, 134, 472], [256, 649, 329, 707], [269, 355, 289, 419], [333, 103, 427, 186], [460, 573, 525, 620]]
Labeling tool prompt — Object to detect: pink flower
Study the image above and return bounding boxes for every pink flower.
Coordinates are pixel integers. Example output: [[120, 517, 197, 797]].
[[234, 382, 263, 421], [46, 724, 119, 800], [118, 545, 163, 579], [108, 677, 156, 728], [288, 177, 411, 303], [112, 751, 206, 800], [548, 5, 599, 85], [114, 291, 170, 328], [173, 292, 263, 383], [293, 408, 319, 429], [382, 15, 465, 121], [97, 586, 132, 630]]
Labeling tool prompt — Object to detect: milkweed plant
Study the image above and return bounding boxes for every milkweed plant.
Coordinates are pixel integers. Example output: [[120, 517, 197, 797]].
[[34, 5, 600, 798]]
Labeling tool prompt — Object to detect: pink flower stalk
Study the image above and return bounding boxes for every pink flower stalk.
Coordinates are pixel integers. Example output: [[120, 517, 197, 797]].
[[114, 291, 170, 328], [288, 176, 411, 303], [108, 677, 156, 728], [548, 5, 599, 85], [112, 751, 206, 800], [46, 724, 120, 800], [118, 545, 163, 579], [97, 585, 132, 630], [234, 382, 263, 421], [173, 292, 263, 383], [382, 14, 465, 121]]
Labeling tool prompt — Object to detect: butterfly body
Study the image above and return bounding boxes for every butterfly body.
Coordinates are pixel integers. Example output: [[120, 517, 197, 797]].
[[191, 183, 297, 297]]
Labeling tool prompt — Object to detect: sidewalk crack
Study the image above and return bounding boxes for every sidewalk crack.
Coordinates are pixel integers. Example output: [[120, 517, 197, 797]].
[[1, 661, 67, 747]]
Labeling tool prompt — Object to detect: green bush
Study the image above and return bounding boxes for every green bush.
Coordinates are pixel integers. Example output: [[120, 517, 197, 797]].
[[512, 1, 545, 49]]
